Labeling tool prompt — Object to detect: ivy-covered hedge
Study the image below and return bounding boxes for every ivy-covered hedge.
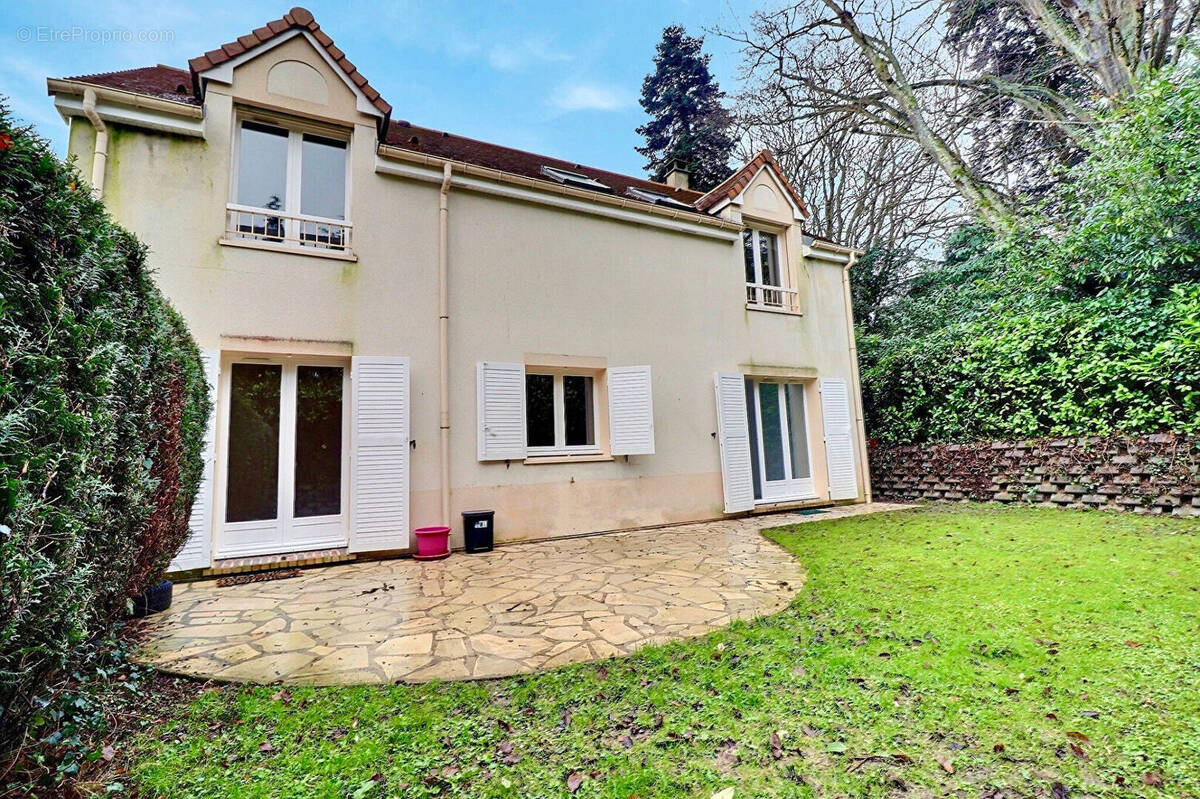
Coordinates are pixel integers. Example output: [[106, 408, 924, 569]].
[[859, 63, 1200, 445], [0, 105, 211, 748]]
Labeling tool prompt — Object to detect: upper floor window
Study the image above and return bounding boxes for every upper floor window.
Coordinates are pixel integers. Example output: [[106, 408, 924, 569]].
[[743, 227, 799, 312], [526, 372, 598, 455], [226, 119, 353, 255]]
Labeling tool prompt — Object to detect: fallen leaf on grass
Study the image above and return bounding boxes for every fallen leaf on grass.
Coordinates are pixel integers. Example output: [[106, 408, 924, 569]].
[[769, 732, 784, 760], [258, 741, 275, 753], [935, 753, 954, 774], [1066, 731, 1090, 743], [1070, 743, 1089, 761], [101, 746, 115, 761], [566, 772, 585, 793], [993, 743, 1005, 753], [825, 741, 847, 754], [715, 741, 739, 772], [618, 734, 633, 749], [496, 740, 520, 765], [1142, 772, 1164, 787], [1051, 782, 1068, 799]]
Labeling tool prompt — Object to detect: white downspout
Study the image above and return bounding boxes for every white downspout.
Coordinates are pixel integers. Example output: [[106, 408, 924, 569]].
[[841, 251, 873, 503], [81, 88, 108, 197], [438, 162, 452, 527]]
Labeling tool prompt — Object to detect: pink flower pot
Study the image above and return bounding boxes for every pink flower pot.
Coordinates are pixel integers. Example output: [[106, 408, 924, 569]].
[[413, 526, 451, 560]]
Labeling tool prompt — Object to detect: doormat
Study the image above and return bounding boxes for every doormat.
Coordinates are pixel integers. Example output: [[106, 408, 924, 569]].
[[216, 568, 302, 588], [797, 509, 828, 516]]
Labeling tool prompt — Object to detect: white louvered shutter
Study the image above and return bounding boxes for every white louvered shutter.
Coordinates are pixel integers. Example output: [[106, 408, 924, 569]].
[[170, 349, 218, 572], [714, 372, 755, 513], [477, 362, 526, 461], [820, 377, 859, 500], [350, 356, 410, 553], [608, 365, 655, 456]]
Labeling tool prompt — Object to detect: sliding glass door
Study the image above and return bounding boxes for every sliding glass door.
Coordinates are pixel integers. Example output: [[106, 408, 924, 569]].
[[746, 379, 815, 502], [218, 356, 349, 558]]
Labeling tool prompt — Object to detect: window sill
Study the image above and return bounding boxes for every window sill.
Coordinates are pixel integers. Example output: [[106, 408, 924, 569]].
[[524, 453, 613, 465], [219, 237, 358, 262], [746, 303, 803, 316]]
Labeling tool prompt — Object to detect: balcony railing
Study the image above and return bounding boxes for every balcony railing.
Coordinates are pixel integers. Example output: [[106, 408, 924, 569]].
[[746, 282, 800, 313], [225, 204, 354, 255]]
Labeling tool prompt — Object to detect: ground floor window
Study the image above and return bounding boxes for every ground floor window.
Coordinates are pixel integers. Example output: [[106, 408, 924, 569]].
[[745, 378, 814, 502], [526, 372, 597, 454], [219, 356, 349, 558]]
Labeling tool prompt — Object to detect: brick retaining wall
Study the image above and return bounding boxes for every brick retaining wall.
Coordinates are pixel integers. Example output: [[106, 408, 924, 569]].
[[870, 433, 1200, 516]]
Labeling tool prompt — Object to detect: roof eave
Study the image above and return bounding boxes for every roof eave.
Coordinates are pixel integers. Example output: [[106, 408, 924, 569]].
[[377, 143, 738, 234]]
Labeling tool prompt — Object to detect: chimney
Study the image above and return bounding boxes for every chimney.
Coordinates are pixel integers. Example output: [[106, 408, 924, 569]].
[[664, 160, 690, 190]]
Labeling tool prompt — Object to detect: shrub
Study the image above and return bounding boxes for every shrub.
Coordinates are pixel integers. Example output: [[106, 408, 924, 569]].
[[859, 62, 1200, 444], [0, 103, 210, 750]]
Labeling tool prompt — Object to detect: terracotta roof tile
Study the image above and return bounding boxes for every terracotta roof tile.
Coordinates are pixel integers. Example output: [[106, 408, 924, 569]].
[[184, 6, 391, 120], [695, 150, 810, 218], [59, 64, 199, 105], [382, 120, 704, 208]]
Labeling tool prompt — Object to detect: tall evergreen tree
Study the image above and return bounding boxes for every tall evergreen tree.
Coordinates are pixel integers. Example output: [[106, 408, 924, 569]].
[[636, 26, 736, 192]]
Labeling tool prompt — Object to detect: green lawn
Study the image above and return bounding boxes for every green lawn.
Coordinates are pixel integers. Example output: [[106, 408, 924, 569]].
[[129, 505, 1199, 797]]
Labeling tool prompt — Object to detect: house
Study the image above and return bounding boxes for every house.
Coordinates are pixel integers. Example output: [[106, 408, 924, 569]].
[[45, 7, 871, 575]]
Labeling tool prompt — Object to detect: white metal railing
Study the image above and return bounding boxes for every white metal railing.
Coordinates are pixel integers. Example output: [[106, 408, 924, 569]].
[[746, 282, 800, 312], [225, 204, 354, 254]]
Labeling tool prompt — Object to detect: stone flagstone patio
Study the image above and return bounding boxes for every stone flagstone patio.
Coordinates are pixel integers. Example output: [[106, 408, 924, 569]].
[[140, 503, 910, 685]]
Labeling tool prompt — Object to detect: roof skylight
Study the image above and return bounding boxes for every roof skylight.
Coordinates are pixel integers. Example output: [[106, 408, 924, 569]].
[[540, 166, 612, 192], [625, 187, 694, 211]]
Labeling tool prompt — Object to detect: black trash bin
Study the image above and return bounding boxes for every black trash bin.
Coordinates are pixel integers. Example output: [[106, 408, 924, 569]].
[[462, 510, 495, 553]]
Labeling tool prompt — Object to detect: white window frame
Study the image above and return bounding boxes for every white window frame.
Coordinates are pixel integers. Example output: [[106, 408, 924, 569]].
[[749, 379, 816, 504], [213, 353, 352, 559], [525, 370, 602, 457], [744, 227, 784, 287], [744, 225, 800, 312], [225, 113, 353, 255]]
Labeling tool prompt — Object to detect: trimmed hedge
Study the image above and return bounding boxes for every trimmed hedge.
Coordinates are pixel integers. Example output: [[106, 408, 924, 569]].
[[0, 104, 211, 747]]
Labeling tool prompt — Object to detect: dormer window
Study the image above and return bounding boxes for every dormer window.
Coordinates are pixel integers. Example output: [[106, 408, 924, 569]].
[[540, 166, 612, 193], [225, 118, 353, 257], [743, 226, 799, 313], [625, 187, 694, 211]]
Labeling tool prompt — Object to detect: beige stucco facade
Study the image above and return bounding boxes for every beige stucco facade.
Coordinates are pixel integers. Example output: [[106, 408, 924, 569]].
[[50, 23, 869, 571]]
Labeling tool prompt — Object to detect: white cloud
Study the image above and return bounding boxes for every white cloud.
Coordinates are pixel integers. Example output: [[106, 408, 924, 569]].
[[551, 83, 629, 112], [486, 36, 571, 72]]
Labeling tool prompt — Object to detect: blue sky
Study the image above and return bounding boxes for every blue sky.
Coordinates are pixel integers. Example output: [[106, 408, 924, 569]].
[[1, 0, 759, 177]]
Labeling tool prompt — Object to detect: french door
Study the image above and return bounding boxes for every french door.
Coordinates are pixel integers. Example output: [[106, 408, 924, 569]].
[[747, 380, 815, 502], [216, 355, 350, 558]]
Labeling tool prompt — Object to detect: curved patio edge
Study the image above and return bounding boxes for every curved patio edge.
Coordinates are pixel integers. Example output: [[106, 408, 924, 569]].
[[136, 503, 912, 686]]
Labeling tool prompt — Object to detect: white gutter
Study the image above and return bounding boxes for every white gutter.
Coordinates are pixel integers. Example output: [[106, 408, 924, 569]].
[[81, 88, 108, 198], [438, 162, 452, 527], [375, 148, 741, 243], [840, 250, 873, 503], [49, 80, 205, 139]]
